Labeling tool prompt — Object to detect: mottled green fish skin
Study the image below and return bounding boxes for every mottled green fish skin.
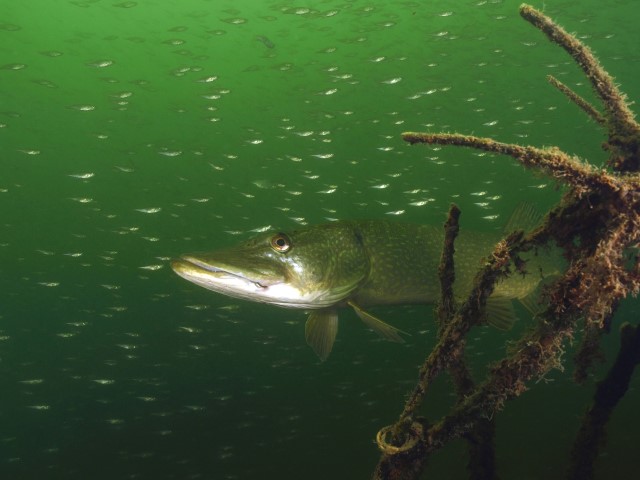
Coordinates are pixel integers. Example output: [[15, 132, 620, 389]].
[[172, 219, 552, 310]]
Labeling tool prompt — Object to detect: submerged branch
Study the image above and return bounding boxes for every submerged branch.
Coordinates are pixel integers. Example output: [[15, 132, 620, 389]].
[[374, 232, 526, 479], [401, 231, 525, 421], [519, 4, 640, 172], [401, 132, 628, 196], [519, 4, 639, 137], [547, 75, 606, 125], [573, 320, 606, 384], [373, 5, 640, 479], [428, 298, 575, 446], [567, 322, 640, 480], [437, 205, 498, 480], [436, 204, 460, 330]]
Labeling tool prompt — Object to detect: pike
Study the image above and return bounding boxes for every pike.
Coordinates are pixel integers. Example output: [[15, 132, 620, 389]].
[[172, 208, 555, 360]]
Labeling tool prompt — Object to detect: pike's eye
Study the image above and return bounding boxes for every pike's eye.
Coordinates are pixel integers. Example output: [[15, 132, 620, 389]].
[[270, 233, 291, 253]]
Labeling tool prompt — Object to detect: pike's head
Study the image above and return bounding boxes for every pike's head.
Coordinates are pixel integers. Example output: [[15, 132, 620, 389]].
[[171, 223, 369, 309]]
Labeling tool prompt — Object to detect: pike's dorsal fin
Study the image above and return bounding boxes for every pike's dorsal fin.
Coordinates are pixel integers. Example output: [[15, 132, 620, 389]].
[[348, 301, 407, 343], [486, 295, 516, 330], [503, 202, 542, 235], [305, 310, 338, 361]]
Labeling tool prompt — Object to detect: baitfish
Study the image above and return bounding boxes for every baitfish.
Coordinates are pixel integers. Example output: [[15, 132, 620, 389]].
[[255, 35, 275, 49], [172, 209, 556, 360]]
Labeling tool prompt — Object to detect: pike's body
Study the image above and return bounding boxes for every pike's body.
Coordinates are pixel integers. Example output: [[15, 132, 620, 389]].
[[172, 218, 554, 360]]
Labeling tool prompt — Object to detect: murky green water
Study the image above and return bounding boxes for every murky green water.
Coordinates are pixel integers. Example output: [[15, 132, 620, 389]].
[[1, 1, 638, 478]]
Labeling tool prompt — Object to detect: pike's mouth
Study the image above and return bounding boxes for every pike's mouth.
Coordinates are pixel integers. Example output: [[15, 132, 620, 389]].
[[171, 256, 273, 289]]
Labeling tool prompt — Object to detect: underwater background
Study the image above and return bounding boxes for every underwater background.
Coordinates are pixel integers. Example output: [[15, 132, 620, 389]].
[[1, 0, 638, 478]]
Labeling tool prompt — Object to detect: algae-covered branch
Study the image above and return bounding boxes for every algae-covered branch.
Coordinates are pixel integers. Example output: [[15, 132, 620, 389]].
[[372, 4, 640, 479]]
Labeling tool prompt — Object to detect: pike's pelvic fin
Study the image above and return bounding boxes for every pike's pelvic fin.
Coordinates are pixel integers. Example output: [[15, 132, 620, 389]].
[[305, 310, 339, 361], [348, 301, 407, 343]]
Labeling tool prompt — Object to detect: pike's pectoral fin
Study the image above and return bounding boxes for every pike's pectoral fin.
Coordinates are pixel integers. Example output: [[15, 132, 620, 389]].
[[519, 289, 543, 317], [305, 310, 339, 361], [503, 202, 543, 235], [519, 273, 559, 317], [486, 295, 516, 330], [348, 301, 408, 343]]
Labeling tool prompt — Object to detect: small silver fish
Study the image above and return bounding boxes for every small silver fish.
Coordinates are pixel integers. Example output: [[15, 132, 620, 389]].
[[255, 35, 275, 49]]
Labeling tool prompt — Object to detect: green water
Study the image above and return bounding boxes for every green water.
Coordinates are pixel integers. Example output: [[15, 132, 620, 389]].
[[1, 0, 638, 478]]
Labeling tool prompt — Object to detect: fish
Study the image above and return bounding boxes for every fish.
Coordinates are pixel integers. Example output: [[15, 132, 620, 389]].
[[171, 207, 556, 360], [255, 35, 275, 49]]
